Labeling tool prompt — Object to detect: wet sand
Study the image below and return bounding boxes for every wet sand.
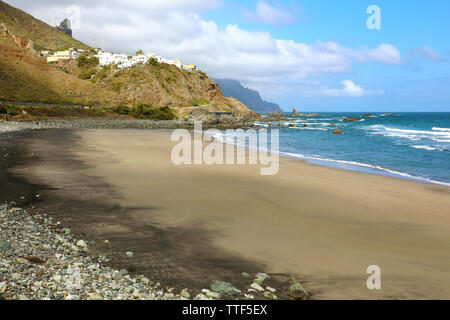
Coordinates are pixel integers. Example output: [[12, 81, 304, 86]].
[[8, 128, 450, 299]]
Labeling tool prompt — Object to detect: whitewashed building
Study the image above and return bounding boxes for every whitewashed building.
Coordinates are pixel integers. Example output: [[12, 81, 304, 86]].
[[95, 50, 196, 71]]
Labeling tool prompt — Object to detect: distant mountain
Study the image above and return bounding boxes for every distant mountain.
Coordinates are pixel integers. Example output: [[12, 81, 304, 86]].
[[214, 78, 281, 113]]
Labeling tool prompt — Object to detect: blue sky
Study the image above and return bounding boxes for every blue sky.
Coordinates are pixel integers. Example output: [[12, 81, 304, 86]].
[[202, 0, 450, 111], [8, 0, 450, 112]]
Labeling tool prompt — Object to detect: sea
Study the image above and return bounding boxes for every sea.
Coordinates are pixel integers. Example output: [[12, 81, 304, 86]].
[[252, 112, 450, 186]]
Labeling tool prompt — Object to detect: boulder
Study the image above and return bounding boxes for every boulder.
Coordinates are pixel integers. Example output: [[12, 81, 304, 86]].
[[333, 129, 343, 134], [342, 117, 361, 122], [362, 113, 375, 117], [210, 280, 241, 296]]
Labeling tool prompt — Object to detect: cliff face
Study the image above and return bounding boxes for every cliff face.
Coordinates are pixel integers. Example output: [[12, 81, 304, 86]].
[[57, 18, 72, 37], [214, 78, 281, 113]]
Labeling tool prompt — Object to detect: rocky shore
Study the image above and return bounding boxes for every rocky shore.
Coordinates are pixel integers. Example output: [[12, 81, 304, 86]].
[[0, 118, 256, 133], [0, 203, 307, 300], [0, 204, 176, 300]]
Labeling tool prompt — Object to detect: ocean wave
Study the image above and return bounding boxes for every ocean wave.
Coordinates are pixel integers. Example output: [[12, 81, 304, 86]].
[[432, 138, 450, 143], [385, 127, 450, 137], [280, 151, 450, 187], [411, 145, 438, 151], [433, 127, 450, 132], [366, 125, 450, 144]]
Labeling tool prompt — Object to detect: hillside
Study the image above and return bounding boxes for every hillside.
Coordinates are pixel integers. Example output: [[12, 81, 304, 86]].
[[0, 0, 88, 51], [214, 78, 281, 113], [0, 0, 255, 116], [84, 61, 252, 114]]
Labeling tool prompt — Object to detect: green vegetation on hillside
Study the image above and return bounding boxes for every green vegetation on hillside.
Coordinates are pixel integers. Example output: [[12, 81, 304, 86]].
[[112, 104, 177, 120], [0, 103, 20, 115], [0, 0, 90, 51], [0, 103, 177, 120], [77, 55, 100, 80]]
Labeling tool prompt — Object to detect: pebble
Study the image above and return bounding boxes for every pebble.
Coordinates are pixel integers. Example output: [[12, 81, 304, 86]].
[[205, 291, 221, 299], [126, 251, 134, 257], [250, 282, 265, 292], [0, 204, 178, 301], [180, 289, 190, 299], [254, 272, 270, 284], [76, 240, 87, 248]]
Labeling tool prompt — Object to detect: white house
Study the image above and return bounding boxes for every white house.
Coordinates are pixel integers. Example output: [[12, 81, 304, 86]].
[[94, 50, 197, 71]]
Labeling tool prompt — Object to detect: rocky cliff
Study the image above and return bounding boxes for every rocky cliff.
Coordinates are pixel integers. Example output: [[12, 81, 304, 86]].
[[214, 78, 281, 113], [57, 18, 72, 37]]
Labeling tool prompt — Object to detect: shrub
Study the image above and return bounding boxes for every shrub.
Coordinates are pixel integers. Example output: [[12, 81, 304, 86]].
[[191, 98, 209, 107], [0, 104, 21, 116], [112, 105, 131, 115], [79, 68, 97, 80], [77, 55, 99, 69], [91, 65, 111, 83], [148, 57, 159, 66]]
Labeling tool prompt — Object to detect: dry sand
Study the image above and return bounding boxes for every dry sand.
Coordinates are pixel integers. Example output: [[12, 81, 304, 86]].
[[20, 129, 450, 299]]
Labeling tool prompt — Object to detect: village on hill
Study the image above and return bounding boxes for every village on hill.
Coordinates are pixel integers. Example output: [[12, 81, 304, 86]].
[[40, 48, 197, 71]]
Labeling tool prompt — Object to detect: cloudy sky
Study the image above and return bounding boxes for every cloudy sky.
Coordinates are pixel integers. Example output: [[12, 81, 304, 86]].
[[6, 0, 450, 111]]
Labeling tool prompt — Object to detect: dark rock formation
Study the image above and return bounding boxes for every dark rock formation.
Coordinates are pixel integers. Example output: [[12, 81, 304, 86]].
[[213, 78, 281, 113], [57, 18, 72, 37], [342, 117, 361, 122], [333, 129, 343, 134]]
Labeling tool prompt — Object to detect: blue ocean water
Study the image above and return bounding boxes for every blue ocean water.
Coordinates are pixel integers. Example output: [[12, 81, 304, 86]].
[[255, 112, 450, 186]]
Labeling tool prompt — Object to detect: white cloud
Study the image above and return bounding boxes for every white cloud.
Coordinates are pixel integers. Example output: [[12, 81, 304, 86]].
[[320, 80, 382, 97], [243, 1, 295, 25], [411, 46, 445, 62]]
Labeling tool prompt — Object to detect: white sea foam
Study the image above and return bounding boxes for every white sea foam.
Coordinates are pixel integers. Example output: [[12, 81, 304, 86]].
[[412, 145, 438, 151], [385, 127, 450, 136], [366, 125, 450, 145], [432, 138, 450, 143], [432, 127, 450, 132], [280, 151, 450, 187]]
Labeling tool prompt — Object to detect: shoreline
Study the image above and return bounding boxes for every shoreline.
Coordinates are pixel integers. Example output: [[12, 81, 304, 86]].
[[1, 124, 450, 299], [3, 119, 448, 187]]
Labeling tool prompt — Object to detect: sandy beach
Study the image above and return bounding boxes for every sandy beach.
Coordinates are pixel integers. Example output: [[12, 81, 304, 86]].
[[8, 128, 450, 300]]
